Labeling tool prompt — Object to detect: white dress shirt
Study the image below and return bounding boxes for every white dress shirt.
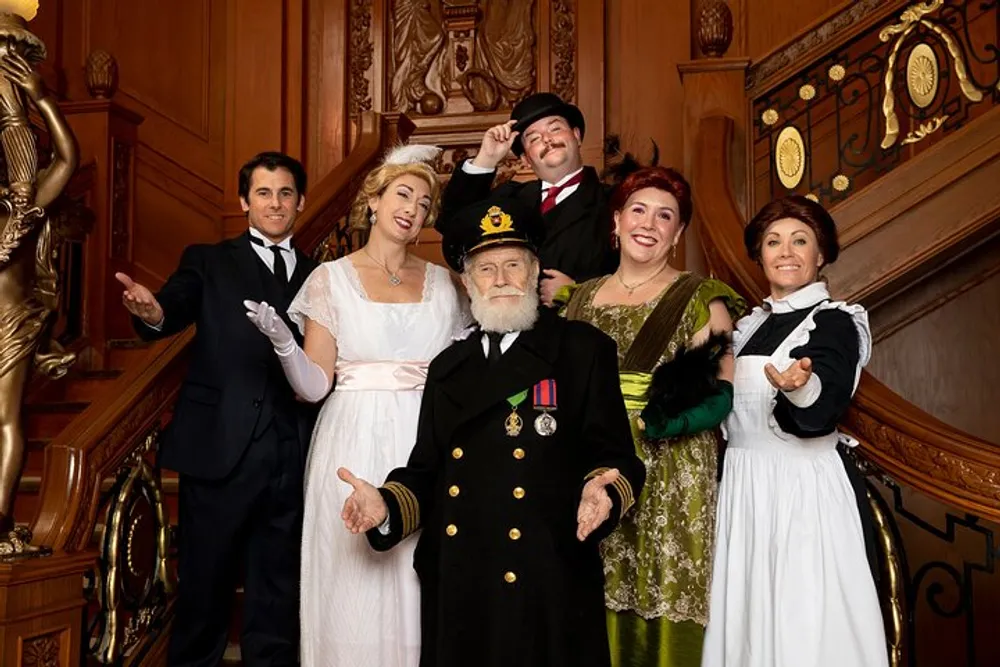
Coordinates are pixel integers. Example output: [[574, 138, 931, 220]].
[[480, 331, 520, 357], [249, 226, 297, 280]]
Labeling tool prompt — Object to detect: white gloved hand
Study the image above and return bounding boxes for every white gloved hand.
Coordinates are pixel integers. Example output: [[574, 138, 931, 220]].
[[245, 300, 295, 354], [242, 299, 332, 402]]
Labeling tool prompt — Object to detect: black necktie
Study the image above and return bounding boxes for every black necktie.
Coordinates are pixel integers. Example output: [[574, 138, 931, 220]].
[[250, 236, 288, 288], [269, 246, 288, 289], [487, 332, 503, 366]]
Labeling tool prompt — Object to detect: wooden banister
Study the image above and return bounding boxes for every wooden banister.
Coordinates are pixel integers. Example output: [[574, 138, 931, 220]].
[[31, 111, 414, 552], [692, 113, 1000, 523]]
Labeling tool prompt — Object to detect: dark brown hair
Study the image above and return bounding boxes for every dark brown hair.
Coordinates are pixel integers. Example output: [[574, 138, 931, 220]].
[[610, 166, 693, 226], [744, 195, 840, 266]]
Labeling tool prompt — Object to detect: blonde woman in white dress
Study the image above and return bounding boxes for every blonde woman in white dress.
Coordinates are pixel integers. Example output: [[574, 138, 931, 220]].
[[702, 195, 888, 667], [245, 146, 468, 667]]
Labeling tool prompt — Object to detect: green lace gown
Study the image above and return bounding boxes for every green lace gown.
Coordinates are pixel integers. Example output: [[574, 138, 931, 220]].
[[566, 274, 746, 667]]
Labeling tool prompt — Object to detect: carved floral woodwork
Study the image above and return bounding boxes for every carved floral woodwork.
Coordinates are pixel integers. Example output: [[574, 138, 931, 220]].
[[697, 0, 734, 58], [389, 0, 536, 116], [350, 0, 591, 180], [21, 630, 62, 667], [84, 50, 118, 99]]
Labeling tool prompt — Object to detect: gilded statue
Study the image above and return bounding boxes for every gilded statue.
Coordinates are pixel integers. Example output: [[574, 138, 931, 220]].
[[0, 7, 78, 557]]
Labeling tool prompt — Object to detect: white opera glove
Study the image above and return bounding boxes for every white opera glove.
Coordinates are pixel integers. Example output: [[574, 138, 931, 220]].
[[244, 300, 332, 402]]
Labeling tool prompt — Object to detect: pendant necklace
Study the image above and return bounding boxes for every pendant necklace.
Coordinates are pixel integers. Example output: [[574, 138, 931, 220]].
[[615, 261, 669, 297], [364, 247, 403, 286]]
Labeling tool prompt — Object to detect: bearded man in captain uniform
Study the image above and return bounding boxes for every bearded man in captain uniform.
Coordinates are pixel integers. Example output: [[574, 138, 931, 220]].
[[336, 194, 644, 667]]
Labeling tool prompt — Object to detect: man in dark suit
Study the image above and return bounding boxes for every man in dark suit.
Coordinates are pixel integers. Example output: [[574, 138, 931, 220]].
[[338, 195, 645, 667], [440, 92, 618, 306], [115, 152, 318, 667]]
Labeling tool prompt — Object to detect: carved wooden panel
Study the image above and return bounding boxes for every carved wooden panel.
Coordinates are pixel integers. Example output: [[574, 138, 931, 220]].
[[19, 628, 67, 667], [350, 0, 604, 172]]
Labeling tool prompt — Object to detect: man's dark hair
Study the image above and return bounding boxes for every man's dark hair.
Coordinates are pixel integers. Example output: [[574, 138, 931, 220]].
[[238, 152, 307, 201]]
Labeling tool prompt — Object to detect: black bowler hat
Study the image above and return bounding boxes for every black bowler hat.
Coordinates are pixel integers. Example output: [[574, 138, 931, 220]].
[[510, 92, 585, 157], [441, 195, 546, 272]]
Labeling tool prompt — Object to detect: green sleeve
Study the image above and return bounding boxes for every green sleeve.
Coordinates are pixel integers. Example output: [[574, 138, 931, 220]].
[[688, 278, 747, 333], [640, 381, 734, 439]]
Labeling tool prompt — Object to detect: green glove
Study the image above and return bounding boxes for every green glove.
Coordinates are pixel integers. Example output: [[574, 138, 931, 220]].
[[640, 381, 734, 439]]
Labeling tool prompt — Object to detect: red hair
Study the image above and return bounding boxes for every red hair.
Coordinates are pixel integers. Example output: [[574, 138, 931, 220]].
[[610, 166, 693, 226]]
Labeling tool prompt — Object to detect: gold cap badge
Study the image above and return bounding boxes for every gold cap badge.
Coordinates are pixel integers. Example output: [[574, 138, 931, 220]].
[[479, 206, 514, 235]]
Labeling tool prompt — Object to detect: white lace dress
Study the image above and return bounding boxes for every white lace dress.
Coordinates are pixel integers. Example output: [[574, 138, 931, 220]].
[[701, 284, 888, 667], [288, 257, 467, 667]]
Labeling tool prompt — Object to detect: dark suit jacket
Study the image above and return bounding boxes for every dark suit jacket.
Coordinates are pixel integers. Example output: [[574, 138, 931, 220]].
[[134, 231, 318, 480], [440, 162, 618, 282], [368, 311, 644, 667]]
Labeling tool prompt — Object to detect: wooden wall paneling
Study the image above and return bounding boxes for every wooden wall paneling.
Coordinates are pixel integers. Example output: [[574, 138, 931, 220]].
[[305, 0, 349, 180], [82, 0, 228, 190], [867, 232, 1000, 443], [222, 0, 289, 235], [30, 0, 65, 95], [133, 150, 225, 287]]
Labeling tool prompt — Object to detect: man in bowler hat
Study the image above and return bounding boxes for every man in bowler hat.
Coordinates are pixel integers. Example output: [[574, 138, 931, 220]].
[[440, 92, 618, 306], [337, 194, 644, 667]]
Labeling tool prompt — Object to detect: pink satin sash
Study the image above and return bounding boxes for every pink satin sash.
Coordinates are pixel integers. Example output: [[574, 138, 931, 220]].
[[334, 360, 429, 392]]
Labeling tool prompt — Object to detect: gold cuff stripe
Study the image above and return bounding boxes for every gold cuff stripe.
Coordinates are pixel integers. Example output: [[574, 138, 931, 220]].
[[611, 477, 635, 518], [383, 482, 420, 537], [584, 467, 612, 481]]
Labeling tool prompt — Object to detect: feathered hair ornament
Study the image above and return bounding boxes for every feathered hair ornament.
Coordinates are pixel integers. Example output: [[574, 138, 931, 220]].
[[382, 144, 442, 166], [601, 134, 660, 187]]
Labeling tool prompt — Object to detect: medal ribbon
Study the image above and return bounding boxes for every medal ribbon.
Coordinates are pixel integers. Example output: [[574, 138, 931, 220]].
[[507, 389, 529, 410], [532, 379, 557, 411]]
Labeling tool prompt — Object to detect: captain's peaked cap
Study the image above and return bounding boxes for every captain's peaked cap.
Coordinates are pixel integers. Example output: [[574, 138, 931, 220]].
[[441, 194, 545, 272]]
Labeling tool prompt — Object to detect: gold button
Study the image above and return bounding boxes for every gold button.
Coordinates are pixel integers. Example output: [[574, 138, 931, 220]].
[[513, 487, 525, 499], [452, 447, 464, 460], [509, 528, 521, 540], [446, 524, 458, 537], [449, 485, 460, 497], [512, 448, 525, 460], [504, 571, 517, 584]]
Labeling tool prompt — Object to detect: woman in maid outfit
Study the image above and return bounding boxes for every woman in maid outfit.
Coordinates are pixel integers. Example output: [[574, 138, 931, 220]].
[[701, 195, 888, 667], [244, 145, 468, 667]]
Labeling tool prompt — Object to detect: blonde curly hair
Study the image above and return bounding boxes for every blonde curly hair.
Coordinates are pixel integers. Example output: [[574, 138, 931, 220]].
[[349, 162, 441, 231]]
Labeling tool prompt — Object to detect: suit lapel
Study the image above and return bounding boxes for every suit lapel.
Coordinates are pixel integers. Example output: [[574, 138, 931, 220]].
[[542, 166, 602, 245], [438, 312, 563, 432], [229, 231, 268, 301]]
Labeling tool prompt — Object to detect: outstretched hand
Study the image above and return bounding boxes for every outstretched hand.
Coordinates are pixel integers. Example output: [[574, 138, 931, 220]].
[[244, 299, 295, 352], [115, 272, 164, 325], [576, 468, 619, 541], [339, 467, 389, 534], [764, 357, 813, 392]]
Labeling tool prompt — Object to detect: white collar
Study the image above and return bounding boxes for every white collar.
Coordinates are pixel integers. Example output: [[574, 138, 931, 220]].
[[541, 166, 584, 191], [249, 226, 293, 250], [764, 282, 830, 314]]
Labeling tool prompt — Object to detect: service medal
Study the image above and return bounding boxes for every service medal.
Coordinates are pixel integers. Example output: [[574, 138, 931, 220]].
[[505, 409, 524, 437], [534, 411, 557, 436]]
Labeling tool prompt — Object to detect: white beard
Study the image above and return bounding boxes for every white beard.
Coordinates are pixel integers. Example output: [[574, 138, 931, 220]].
[[469, 285, 540, 333]]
